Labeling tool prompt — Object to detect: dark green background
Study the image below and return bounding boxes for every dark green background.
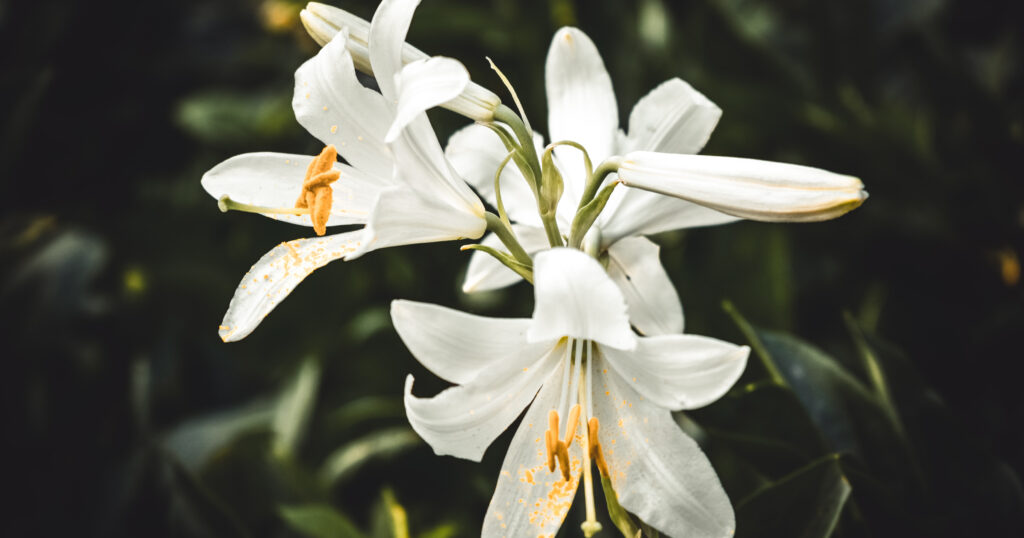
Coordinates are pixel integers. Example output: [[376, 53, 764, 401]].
[[2, 0, 1022, 536]]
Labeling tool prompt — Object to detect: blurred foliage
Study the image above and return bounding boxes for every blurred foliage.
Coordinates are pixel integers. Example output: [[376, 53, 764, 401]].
[[2, 0, 1023, 536]]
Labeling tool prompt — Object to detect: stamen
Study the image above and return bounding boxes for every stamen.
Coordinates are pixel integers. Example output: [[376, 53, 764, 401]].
[[294, 145, 341, 236], [586, 340, 594, 420], [555, 440, 571, 482], [563, 404, 581, 448], [486, 57, 531, 132], [544, 429, 556, 472], [218, 195, 310, 216], [588, 417, 609, 478], [557, 339, 572, 420]]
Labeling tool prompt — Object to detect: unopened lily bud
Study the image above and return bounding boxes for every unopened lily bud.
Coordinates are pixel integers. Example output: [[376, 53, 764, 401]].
[[300, 2, 501, 122], [540, 148, 565, 217], [617, 151, 868, 222]]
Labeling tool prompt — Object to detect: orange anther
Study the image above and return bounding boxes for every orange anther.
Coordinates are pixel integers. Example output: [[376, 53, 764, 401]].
[[555, 441, 571, 482], [588, 417, 609, 478], [544, 429, 556, 472], [295, 145, 340, 236], [563, 404, 581, 448]]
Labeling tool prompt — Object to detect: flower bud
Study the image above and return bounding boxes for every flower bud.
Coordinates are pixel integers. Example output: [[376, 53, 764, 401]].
[[617, 151, 868, 222], [300, 2, 501, 122]]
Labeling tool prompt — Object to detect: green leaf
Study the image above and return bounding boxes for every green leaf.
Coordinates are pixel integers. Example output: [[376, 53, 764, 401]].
[[320, 427, 421, 485], [273, 356, 321, 459], [278, 504, 365, 538], [162, 397, 274, 472], [325, 396, 405, 434], [599, 474, 641, 538], [736, 454, 851, 538]]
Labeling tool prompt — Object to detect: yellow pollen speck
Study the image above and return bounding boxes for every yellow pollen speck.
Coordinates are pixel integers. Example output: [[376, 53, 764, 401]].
[[305, 92, 310, 99], [330, 125, 338, 134], [523, 367, 529, 372], [357, 135, 364, 141], [322, 105, 328, 111]]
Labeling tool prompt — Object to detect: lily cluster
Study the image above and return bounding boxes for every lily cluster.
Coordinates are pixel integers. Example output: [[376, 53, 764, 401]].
[[201, 1, 867, 536]]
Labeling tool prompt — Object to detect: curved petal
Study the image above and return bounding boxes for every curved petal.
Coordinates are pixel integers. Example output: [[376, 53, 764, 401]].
[[546, 27, 619, 203], [368, 0, 419, 101], [391, 300, 541, 384], [482, 358, 582, 537], [592, 361, 736, 537], [624, 77, 721, 155], [462, 225, 549, 293], [293, 32, 395, 180], [600, 335, 748, 410], [403, 342, 560, 461], [445, 123, 543, 227], [527, 248, 636, 350], [347, 187, 485, 259], [599, 189, 740, 245], [386, 57, 470, 143], [618, 152, 868, 222], [606, 236, 683, 336], [201, 152, 383, 227], [218, 231, 364, 342]]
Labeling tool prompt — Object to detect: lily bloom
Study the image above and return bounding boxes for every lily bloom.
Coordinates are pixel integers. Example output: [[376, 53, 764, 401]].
[[449, 27, 865, 334], [201, 0, 485, 342], [395, 248, 749, 537]]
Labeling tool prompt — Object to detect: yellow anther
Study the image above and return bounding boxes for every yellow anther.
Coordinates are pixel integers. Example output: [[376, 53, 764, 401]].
[[563, 404, 581, 448], [555, 441, 571, 482], [294, 145, 340, 236], [588, 417, 609, 478]]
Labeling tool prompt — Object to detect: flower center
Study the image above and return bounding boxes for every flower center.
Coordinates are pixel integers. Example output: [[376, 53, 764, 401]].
[[543, 337, 605, 537]]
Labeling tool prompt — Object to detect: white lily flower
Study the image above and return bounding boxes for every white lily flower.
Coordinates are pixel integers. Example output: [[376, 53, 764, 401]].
[[299, 1, 501, 122], [396, 248, 749, 538], [449, 27, 738, 336], [202, 0, 486, 342]]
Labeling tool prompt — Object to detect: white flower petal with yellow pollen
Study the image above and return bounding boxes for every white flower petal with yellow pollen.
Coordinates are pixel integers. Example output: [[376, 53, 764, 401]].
[[395, 248, 748, 537]]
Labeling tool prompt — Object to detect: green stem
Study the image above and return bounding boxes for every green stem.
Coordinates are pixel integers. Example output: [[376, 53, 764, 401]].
[[485, 212, 532, 266], [461, 244, 533, 284], [568, 181, 619, 249], [494, 106, 563, 247]]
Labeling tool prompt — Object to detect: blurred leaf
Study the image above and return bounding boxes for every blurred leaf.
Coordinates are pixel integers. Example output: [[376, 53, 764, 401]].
[[736, 454, 851, 538], [371, 488, 410, 538], [416, 522, 461, 538], [320, 427, 421, 485], [163, 398, 274, 472], [325, 396, 405, 434], [278, 504, 365, 538], [274, 356, 322, 459], [695, 380, 827, 478], [165, 451, 251, 538], [176, 89, 294, 146]]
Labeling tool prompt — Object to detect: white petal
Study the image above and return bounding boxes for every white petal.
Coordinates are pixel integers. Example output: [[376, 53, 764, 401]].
[[546, 27, 619, 179], [446, 123, 543, 227], [218, 231, 363, 342], [462, 225, 549, 293], [293, 32, 395, 180], [391, 300, 543, 385], [606, 237, 683, 336], [386, 57, 469, 143], [527, 248, 636, 350], [368, 0, 420, 101], [347, 187, 485, 259], [482, 359, 582, 537], [600, 335, 748, 410], [625, 78, 722, 155], [599, 189, 740, 245], [403, 343, 560, 461], [302, 3, 499, 122], [593, 361, 736, 537], [618, 152, 868, 222], [389, 116, 485, 216], [201, 152, 382, 227]]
